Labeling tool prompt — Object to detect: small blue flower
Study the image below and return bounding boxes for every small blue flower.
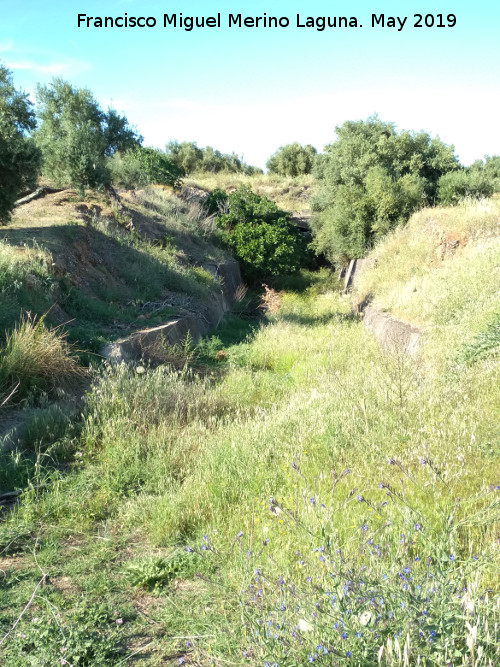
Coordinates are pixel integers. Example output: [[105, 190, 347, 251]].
[[356, 495, 362, 501], [355, 631, 361, 638], [361, 524, 367, 531], [310, 497, 316, 505], [341, 632, 348, 639], [346, 651, 352, 658], [449, 554, 455, 561]]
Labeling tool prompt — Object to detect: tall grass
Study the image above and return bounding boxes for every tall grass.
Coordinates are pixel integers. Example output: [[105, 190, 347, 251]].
[[0, 204, 498, 665], [0, 315, 84, 400]]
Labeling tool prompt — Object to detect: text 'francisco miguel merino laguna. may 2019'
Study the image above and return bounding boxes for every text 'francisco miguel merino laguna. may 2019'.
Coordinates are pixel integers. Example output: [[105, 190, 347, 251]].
[[76, 12, 458, 32]]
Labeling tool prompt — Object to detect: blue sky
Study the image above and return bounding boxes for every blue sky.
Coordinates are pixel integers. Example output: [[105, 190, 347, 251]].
[[2, 1, 499, 168]]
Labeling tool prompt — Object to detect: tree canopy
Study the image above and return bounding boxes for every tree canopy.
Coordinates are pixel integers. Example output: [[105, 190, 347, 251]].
[[0, 64, 41, 223], [266, 143, 317, 176], [165, 140, 262, 175], [311, 116, 459, 262], [35, 79, 141, 194]]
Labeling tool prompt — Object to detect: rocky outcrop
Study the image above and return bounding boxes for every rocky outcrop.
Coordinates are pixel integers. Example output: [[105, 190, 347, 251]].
[[362, 305, 421, 355], [102, 258, 241, 364]]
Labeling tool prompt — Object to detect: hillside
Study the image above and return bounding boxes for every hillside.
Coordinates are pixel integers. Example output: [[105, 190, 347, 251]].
[[0, 194, 499, 665], [1, 186, 232, 355]]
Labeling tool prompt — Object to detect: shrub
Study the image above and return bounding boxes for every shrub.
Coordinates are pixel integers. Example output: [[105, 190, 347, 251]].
[[438, 169, 495, 205], [0, 315, 84, 400], [109, 146, 183, 189], [214, 187, 310, 279], [0, 64, 41, 224], [266, 142, 317, 176]]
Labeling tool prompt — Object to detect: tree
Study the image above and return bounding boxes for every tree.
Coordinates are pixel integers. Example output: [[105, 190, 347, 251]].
[[311, 116, 458, 262], [35, 79, 141, 195], [266, 143, 317, 176], [165, 140, 263, 175], [469, 155, 500, 192], [437, 169, 494, 205], [214, 187, 310, 279], [0, 64, 41, 223]]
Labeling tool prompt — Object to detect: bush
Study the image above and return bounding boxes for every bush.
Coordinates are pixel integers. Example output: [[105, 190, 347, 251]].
[[0, 315, 84, 400], [109, 146, 183, 189], [438, 169, 495, 205], [0, 64, 41, 223], [266, 142, 317, 176], [214, 187, 310, 279]]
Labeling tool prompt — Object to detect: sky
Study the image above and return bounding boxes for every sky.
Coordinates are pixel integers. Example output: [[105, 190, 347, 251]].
[[2, 0, 500, 169]]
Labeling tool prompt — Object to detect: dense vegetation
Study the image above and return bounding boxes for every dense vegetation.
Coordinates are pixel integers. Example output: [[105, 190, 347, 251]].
[[311, 116, 460, 262], [109, 146, 184, 189], [0, 64, 41, 223], [165, 140, 262, 176], [266, 142, 317, 176], [209, 186, 310, 279]]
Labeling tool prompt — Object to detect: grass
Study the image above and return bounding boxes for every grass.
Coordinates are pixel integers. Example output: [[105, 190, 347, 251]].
[[185, 173, 315, 213], [0, 315, 85, 402], [0, 202, 498, 665]]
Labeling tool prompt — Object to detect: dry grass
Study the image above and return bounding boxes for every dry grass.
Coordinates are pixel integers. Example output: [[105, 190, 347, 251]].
[[185, 172, 315, 213], [0, 314, 85, 400]]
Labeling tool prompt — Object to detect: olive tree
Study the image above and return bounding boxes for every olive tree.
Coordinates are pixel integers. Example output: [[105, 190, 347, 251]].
[[0, 64, 41, 223], [35, 79, 141, 195]]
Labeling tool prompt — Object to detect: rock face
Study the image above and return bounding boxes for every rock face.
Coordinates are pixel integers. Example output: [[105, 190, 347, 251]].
[[102, 259, 241, 364], [362, 305, 420, 355]]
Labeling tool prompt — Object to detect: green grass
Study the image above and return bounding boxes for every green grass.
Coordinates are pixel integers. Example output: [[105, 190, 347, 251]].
[[0, 204, 499, 665]]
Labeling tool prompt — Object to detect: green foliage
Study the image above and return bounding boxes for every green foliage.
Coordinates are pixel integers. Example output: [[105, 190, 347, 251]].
[[205, 187, 228, 215], [215, 186, 310, 278], [166, 140, 262, 175], [312, 116, 458, 262], [109, 146, 183, 189], [35, 79, 141, 195], [2, 601, 121, 666], [456, 311, 500, 364], [266, 142, 317, 176], [125, 551, 202, 591], [0, 64, 41, 224], [438, 168, 495, 205], [469, 154, 500, 192]]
